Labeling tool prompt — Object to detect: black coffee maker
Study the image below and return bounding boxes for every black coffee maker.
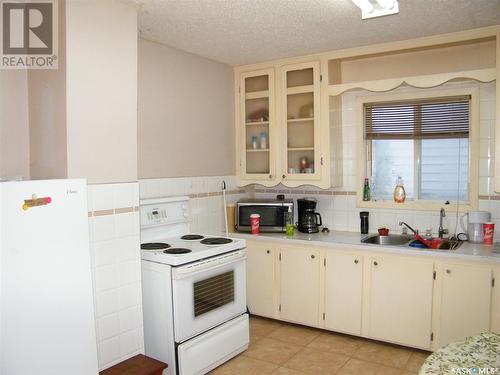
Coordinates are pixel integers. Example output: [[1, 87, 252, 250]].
[[297, 198, 322, 233]]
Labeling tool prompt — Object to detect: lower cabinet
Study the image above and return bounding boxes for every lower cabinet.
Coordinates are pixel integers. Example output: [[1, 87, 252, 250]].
[[245, 240, 496, 351], [437, 263, 492, 347], [279, 246, 321, 326], [246, 242, 276, 318], [324, 252, 363, 335], [365, 256, 434, 349]]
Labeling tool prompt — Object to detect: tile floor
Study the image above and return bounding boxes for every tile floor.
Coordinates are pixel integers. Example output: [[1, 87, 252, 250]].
[[211, 316, 430, 375]]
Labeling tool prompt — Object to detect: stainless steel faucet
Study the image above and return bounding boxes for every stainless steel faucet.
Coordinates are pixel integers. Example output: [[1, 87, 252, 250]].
[[399, 221, 417, 235], [438, 208, 448, 238]]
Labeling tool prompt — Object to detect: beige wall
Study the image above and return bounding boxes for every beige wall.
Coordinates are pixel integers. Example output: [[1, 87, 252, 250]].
[[28, 0, 67, 180], [66, 0, 138, 183], [0, 71, 30, 180], [138, 39, 235, 178], [340, 40, 496, 83]]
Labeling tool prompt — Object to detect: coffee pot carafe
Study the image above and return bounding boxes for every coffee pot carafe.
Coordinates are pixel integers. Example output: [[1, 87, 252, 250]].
[[297, 198, 322, 233], [460, 211, 491, 243]]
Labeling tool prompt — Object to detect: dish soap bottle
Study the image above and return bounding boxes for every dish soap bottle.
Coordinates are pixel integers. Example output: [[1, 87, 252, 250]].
[[393, 176, 406, 203], [285, 206, 294, 237], [362, 177, 370, 201]]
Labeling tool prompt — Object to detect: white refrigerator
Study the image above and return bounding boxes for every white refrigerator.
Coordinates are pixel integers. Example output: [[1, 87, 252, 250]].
[[0, 179, 99, 374]]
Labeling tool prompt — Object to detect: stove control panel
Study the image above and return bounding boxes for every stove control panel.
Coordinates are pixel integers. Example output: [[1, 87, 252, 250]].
[[147, 209, 167, 221], [139, 197, 190, 228]]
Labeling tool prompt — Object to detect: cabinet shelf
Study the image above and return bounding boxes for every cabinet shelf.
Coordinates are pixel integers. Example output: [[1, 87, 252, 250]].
[[246, 148, 270, 152], [286, 85, 314, 95], [288, 147, 314, 151], [287, 117, 314, 123], [245, 121, 269, 126], [245, 90, 269, 100]]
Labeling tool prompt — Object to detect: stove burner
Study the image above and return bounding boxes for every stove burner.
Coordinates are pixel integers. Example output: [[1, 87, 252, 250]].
[[141, 242, 171, 250], [163, 248, 192, 254], [181, 234, 205, 241], [200, 237, 233, 246]]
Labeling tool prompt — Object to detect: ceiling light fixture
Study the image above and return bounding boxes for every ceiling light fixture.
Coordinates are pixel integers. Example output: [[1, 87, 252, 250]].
[[351, 0, 399, 19]]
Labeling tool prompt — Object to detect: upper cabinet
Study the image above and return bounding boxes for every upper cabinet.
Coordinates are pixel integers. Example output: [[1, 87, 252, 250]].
[[281, 62, 322, 184], [236, 61, 331, 188], [239, 69, 276, 182]]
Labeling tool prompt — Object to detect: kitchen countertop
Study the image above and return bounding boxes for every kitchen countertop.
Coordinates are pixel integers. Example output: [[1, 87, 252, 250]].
[[231, 230, 500, 264]]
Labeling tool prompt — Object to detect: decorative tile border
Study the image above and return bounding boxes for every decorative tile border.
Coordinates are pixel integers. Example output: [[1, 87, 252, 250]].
[[88, 206, 139, 217], [188, 189, 246, 198], [479, 195, 500, 200], [253, 188, 356, 196]]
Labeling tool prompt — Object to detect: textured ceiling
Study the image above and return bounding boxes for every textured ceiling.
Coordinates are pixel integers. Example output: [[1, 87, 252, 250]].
[[132, 0, 500, 66]]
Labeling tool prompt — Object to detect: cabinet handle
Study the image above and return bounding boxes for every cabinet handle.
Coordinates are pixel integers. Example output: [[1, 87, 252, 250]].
[[266, 250, 270, 254], [269, 174, 273, 179], [354, 259, 359, 264], [373, 261, 378, 266], [282, 174, 286, 179], [311, 254, 315, 259], [446, 269, 451, 274]]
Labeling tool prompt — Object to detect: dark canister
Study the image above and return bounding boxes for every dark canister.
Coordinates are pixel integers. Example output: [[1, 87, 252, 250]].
[[360, 211, 369, 234]]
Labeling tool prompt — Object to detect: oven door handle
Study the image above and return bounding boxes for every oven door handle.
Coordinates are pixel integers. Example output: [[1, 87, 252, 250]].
[[172, 250, 246, 279]]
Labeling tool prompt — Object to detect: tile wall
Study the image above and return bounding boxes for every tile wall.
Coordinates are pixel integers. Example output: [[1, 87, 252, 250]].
[[252, 82, 500, 240], [87, 182, 144, 371], [139, 175, 247, 234]]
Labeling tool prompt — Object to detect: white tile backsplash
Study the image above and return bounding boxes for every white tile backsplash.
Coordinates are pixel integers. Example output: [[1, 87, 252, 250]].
[[98, 313, 120, 341], [119, 329, 140, 357], [91, 216, 115, 242], [139, 176, 246, 234], [119, 306, 141, 333], [89, 184, 114, 211], [96, 289, 119, 318], [114, 212, 139, 238], [92, 240, 116, 267], [94, 264, 118, 292], [118, 283, 142, 310], [113, 183, 139, 209], [88, 182, 144, 371], [98, 337, 120, 367]]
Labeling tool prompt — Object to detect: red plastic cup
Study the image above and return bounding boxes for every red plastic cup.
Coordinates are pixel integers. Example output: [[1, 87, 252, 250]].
[[250, 214, 260, 235], [483, 222, 494, 245]]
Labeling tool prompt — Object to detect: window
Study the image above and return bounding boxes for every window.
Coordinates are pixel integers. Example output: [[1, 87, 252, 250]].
[[361, 92, 476, 207]]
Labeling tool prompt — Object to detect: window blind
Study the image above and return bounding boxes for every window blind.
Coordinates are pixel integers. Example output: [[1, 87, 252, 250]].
[[365, 96, 470, 140]]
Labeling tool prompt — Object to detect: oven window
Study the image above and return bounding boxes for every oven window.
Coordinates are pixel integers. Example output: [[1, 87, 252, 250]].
[[193, 271, 235, 317]]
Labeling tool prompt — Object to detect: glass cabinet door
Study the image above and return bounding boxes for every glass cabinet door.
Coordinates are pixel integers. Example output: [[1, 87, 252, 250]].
[[281, 62, 321, 181], [239, 69, 275, 180]]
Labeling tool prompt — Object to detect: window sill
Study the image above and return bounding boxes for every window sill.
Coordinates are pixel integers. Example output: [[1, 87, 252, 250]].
[[356, 198, 478, 212]]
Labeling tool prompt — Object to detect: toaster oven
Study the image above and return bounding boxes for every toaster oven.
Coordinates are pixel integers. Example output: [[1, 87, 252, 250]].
[[236, 199, 294, 232]]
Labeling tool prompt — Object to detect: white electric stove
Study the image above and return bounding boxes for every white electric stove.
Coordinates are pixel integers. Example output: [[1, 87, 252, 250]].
[[140, 196, 248, 375], [141, 234, 246, 266]]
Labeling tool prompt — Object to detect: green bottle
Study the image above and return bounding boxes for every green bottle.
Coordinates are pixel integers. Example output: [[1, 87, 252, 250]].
[[363, 178, 370, 201], [285, 206, 294, 237]]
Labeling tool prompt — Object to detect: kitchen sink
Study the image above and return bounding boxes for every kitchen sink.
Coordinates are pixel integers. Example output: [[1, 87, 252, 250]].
[[361, 234, 413, 246], [361, 234, 463, 250]]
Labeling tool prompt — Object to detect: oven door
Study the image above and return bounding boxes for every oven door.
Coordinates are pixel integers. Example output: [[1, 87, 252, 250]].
[[171, 249, 247, 343]]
